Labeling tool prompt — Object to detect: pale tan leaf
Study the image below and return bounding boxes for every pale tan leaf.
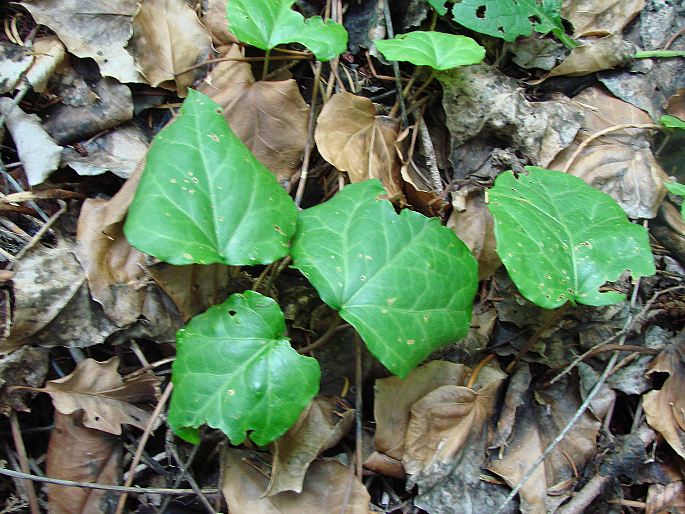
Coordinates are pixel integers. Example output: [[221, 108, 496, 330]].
[[40, 357, 160, 435], [201, 45, 309, 183], [643, 333, 685, 460], [46, 412, 122, 514], [24, 36, 66, 93], [546, 34, 635, 78], [130, 0, 212, 96], [667, 88, 685, 120], [549, 86, 668, 219], [222, 449, 370, 514], [315, 92, 403, 197], [0, 42, 33, 93], [20, 0, 143, 83], [0, 98, 62, 185], [267, 396, 354, 495], [563, 0, 645, 37]]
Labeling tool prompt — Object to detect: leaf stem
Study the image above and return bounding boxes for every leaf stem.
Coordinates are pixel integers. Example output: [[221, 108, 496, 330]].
[[634, 50, 685, 59], [261, 48, 271, 81], [295, 61, 324, 208], [297, 314, 344, 354], [382, 0, 408, 127]]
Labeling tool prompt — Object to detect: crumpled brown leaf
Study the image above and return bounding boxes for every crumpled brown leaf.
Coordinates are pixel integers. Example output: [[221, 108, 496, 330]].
[[549, 86, 668, 219], [646, 480, 685, 514], [201, 0, 239, 45], [545, 34, 635, 79], [666, 88, 685, 120], [267, 396, 354, 495], [562, 0, 645, 37], [315, 91, 403, 197], [642, 330, 685, 460], [46, 411, 122, 514], [38, 357, 160, 435], [130, 0, 212, 96], [222, 449, 370, 513], [200, 45, 309, 183], [20, 0, 143, 83]]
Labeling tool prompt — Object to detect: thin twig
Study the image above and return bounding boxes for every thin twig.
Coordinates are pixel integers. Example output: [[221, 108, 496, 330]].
[[354, 334, 363, 479], [176, 53, 312, 75], [561, 124, 662, 173], [417, 112, 443, 193], [295, 61, 323, 208], [9, 412, 40, 514], [114, 382, 173, 514], [11, 200, 66, 263], [0, 467, 217, 496], [157, 432, 202, 514], [167, 435, 215, 513], [297, 316, 345, 354], [493, 283, 643, 514], [382, 0, 408, 127]]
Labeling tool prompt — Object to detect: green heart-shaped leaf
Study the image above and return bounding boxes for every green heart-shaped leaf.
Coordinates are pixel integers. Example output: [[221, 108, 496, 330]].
[[487, 167, 655, 309], [375, 31, 485, 70], [168, 291, 320, 446], [665, 181, 685, 218], [661, 114, 685, 130], [124, 90, 297, 266], [291, 180, 478, 378], [227, 0, 348, 61]]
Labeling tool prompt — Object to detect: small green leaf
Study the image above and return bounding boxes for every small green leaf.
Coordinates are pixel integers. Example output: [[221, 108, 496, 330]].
[[227, 0, 348, 61], [168, 291, 320, 446], [291, 180, 478, 378], [487, 167, 655, 309], [452, 0, 577, 48], [124, 90, 297, 266], [665, 181, 685, 219], [661, 114, 685, 130], [375, 32, 485, 70], [426, 0, 449, 15]]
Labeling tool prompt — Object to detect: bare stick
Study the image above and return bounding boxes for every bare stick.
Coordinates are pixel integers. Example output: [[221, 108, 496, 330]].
[[382, 0, 408, 127], [354, 334, 364, 479], [295, 61, 324, 208], [9, 412, 40, 514], [417, 113, 443, 193], [114, 382, 173, 514], [297, 316, 345, 354]]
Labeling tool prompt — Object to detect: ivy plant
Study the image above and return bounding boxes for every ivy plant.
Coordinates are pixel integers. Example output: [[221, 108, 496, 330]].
[[665, 181, 685, 219], [487, 167, 655, 309]]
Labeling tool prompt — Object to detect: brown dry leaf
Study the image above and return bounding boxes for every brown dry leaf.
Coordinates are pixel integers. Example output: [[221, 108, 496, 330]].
[[646, 480, 685, 514], [487, 365, 606, 514], [0, 346, 49, 416], [0, 98, 62, 185], [549, 86, 668, 219], [202, 0, 239, 45], [20, 0, 143, 84], [403, 365, 506, 479], [315, 92, 403, 197], [563, 0, 644, 37], [222, 449, 370, 513], [643, 332, 685, 460], [667, 89, 685, 120], [447, 187, 500, 281], [200, 45, 308, 183], [546, 34, 635, 78], [46, 411, 122, 514], [130, 0, 212, 96], [24, 36, 67, 93], [267, 396, 355, 495], [39, 357, 160, 435]]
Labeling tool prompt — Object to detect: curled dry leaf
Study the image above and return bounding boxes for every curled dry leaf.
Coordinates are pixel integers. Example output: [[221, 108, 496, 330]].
[[315, 92, 403, 198], [24, 36, 66, 93], [549, 87, 668, 219], [222, 449, 370, 514], [666, 88, 685, 120], [562, 0, 645, 37], [200, 45, 308, 183], [131, 0, 213, 96], [642, 331, 685, 460], [267, 396, 354, 495], [545, 34, 635, 79], [20, 0, 143, 84], [0, 98, 62, 185], [39, 357, 160, 435], [47, 412, 122, 514]]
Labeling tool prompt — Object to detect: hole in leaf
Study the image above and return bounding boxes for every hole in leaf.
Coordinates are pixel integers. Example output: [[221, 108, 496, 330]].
[[228, 310, 237, 316], [476, 5, 486, 18]]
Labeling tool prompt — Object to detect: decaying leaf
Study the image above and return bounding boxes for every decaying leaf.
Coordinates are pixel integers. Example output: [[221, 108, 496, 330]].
[[38, 357, 160, 435], [666, 89, 685, 120], [24, 36, 67, 93], [222, 449, 370, 513], [0, 98, 62, 185], [20, 0, 143, 84], [130, 0, 212, 96], [0, 42, 33, 93], [646, 480, 685, 514], [200, 45, 308, 183], [315, 92, 403, 197], [46, 412, 122, 514], [267, 396, 354, 495], [0, 346, 49, 416], [642, 331, 685, 460], [549, 87, 668, 219], [562, 0, 644, 37], [546, 34, 635, 78], [201, 0, 239, 45]]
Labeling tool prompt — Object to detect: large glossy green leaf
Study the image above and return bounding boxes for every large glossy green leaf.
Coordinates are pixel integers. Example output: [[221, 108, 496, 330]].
[[375, 32, 485, 70], [291, 180, 478, 378], [451, 0, 577, 48], [227, 0, 347, 61], [124, 90, 297, 266], [168, 291, 320, 446], [425, 0, 449, 15], [487, 167, 655, 309]]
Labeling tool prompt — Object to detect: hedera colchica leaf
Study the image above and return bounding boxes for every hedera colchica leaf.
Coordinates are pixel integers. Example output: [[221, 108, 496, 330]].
[[425, 0, 449, 15], [487, 167, 655, 309], [168, 291, 320, 446], [375, 32, 485, 70], [291, 180, 478, 378], [451, 0, 578, 48], [661, 114, 685, 131], [124, 90, 297, 266], [226, 0, 347, 61], [665, 181, 685, 218]]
